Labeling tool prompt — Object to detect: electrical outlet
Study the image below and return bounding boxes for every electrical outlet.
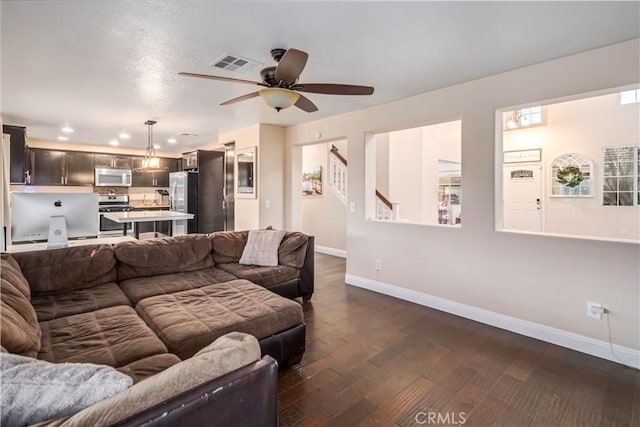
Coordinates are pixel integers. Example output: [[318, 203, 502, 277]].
[[349, 202, 356, 213], [265, 200, 270, 209], [375, 259, 382, 271], [587, 301, 605, 320]]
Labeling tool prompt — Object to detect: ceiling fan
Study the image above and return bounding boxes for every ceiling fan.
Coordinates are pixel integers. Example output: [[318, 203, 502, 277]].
[[179, 48, 374, 112]]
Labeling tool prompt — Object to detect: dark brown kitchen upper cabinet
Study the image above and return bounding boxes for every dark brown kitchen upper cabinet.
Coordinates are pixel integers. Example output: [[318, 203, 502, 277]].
[[2, 125, 27, 183], [30, 148, 94, 186], [182, 151, 199, 170], [131, 156, 179, 187], [94, 154, 131, 169], [30, 149, 65, 185], [65, 152, 95, 185]]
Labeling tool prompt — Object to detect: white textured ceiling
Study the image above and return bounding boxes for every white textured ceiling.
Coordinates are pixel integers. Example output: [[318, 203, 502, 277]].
[[1, 1, 638, 151]]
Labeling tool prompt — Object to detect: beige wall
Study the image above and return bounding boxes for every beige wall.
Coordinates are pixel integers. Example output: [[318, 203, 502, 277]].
[[284, 39, 640, 352], [302, 142, 347, 251], [503, 92, 640, 240], [258, 124, 285, 230], [211, 123, 285, 230]]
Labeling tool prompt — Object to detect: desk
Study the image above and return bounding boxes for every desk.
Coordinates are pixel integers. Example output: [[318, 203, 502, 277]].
[[103, 211, 194, 239]]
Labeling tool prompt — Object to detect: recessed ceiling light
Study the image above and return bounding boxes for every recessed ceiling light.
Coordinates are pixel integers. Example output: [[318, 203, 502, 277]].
[[57, 136, 69, 141], [167, 138, 177, 144], [119, 132, 131, 139], [61, 124, 74, 133], [109, 139, 119, 146], [153, 144, 161, 149]]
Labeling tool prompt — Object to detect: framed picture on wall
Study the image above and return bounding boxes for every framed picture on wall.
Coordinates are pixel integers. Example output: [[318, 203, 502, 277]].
[[302, 165, 322, 196]]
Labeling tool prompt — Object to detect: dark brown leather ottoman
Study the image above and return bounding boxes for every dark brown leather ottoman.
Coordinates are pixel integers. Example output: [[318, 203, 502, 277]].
[[135, 279, 305, 368]]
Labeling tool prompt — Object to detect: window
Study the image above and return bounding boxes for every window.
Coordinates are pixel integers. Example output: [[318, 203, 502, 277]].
[[551, 153, 592, 197], [504, 106, 544, 130], [499, 88, 640, 242], [602, 145, 639, 206], [620, 89, 640, 105], [367, 119, 462, 226]]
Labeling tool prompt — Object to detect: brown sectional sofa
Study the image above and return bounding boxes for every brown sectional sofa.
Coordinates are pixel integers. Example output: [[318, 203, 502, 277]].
[[1, 230, 314, 425]]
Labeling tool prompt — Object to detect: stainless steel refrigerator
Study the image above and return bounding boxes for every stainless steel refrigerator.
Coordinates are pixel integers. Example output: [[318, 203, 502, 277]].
[[170, 171, 198, 234], [170, 151, 225, 234]]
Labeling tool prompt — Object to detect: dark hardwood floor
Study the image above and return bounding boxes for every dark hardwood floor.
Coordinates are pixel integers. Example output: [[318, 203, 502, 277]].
[[278, 254, 640, 426]]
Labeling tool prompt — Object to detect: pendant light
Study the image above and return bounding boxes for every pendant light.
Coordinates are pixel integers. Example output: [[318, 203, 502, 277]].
[[140, 120, 162, 171]]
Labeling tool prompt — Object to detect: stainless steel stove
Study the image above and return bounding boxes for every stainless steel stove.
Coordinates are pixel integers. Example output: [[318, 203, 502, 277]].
[[98, 194, 133, 236]]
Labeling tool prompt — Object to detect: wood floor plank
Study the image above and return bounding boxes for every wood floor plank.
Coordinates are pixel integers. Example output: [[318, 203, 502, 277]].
[[278, 254, 639, 426]]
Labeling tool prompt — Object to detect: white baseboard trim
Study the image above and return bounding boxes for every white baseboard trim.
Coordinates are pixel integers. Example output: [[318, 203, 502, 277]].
[[345, 274, 640, 370], [315, 245, 347, 258]]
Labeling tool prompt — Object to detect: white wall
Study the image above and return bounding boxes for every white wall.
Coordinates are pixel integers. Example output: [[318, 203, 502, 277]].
[[284, 40, 640, 356], [503, 92, 640, 240], [302, 142, 347, 251]]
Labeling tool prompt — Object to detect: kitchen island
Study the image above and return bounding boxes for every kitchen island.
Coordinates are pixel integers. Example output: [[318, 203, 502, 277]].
[[103, 210, 194, 239]]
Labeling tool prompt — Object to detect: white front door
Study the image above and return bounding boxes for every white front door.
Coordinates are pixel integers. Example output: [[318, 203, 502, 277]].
[[503, 164, 543, 232]]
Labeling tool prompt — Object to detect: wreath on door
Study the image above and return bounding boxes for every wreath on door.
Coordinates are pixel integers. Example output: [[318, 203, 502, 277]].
[[556, 165, 584, 188]]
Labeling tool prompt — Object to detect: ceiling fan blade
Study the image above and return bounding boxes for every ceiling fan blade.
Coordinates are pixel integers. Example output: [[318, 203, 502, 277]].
[[220, 91, 260, 106], [294, 83, 374, 95], [179, 72, 264, 86], [275, 49, 308, 84], [294, 94, 318, 113]]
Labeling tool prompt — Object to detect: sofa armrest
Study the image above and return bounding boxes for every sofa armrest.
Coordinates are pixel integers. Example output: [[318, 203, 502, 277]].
[[113, 355, 278, 427], [299, 235, 315, 300]]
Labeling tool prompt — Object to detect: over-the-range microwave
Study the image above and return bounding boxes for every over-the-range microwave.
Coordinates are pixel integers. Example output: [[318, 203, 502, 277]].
[[94, 168, 132, 187]]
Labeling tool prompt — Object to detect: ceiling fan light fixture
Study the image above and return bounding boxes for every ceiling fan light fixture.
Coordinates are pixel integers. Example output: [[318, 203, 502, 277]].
[[259, 87, 299, 111]]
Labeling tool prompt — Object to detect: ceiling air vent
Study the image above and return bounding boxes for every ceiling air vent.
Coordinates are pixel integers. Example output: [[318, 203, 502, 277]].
[[211, 53, 262, 74]]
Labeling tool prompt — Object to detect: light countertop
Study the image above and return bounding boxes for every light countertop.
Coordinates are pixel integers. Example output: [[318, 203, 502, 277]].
[[103, 210, 194, 223], [5, 235, 136, 253]]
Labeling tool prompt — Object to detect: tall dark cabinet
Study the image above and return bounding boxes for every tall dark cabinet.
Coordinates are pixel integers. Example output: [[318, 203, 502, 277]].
[[2, 125, 27, 183], [174, 150, 225, 233]]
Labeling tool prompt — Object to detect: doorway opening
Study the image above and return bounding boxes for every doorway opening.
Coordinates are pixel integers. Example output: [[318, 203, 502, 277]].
[[301, 140, 348, 257]]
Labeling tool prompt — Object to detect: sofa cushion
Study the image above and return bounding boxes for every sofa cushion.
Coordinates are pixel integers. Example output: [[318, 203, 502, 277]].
[[51, 332, 260, 427], [217, 263, 299, 288], [31, 282, 131, 322], [0, 352, 132, 427], [1, 255, 42, 358], [119, 266, 238, 305], [279, 232, 310, 269], [239, 229, 286, 267], [211, 230, 248, 263], [38, 305, 168, 367], [136, 279, 303, 359], [11, 245, 117, 295], [114, 234, 214, 281], [116, 353, 182, 384]]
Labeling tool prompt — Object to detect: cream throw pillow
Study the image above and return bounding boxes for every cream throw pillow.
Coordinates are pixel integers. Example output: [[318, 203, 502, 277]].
[[239, 229, 286, 267], [0, 353, 132, 427]]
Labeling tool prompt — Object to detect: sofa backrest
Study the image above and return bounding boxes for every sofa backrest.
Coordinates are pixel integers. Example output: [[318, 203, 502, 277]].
[[114, 234, 214, 281], [0, 254, 42, 357], [278, 232, 310, 269], [210, 231, 309, 269], [11, 244, 117, 295], [210, 231, 249, 263]]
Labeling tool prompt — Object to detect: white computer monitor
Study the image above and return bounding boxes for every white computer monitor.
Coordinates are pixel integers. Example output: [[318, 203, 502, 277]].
[[11, 192, 99, 247]]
